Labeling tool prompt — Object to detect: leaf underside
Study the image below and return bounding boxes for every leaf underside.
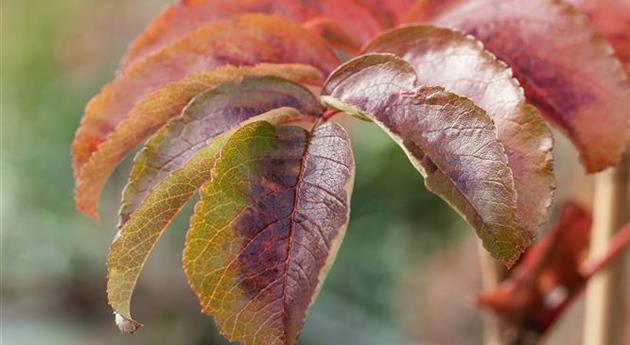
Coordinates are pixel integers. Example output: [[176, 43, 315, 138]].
[[364, 25, 555, 233], [322, 53, 530, 266], [119, 0, 385, 70], [76, 63, 322, 218], [107, 108, 306, 333], [405, 0, 630, 172], [183, 120, 355, 345], [119, 76, 323, 225], [72, 14, 339, 213], [108, 76, 323, 331]]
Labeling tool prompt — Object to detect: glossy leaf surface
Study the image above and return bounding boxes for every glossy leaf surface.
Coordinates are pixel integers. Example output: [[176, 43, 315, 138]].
[[406, 0, 630, 172], [184, 120, 354, 345], [107, 109, 304, 333], [76, 64, 322, 218], [72, 14, 339, 191], [365, 25, 555, 233], [322, 54, 528, 266], [120, 0, 384, 70], [119, 76, 323, 226]]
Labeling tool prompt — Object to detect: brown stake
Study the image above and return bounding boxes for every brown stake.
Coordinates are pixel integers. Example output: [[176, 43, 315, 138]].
[[583, 154, 629, 345], [478, 243, 508, 345]]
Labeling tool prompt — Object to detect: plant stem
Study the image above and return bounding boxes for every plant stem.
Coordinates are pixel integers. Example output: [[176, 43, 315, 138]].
[[478, 243, 508, 345], [580, 222, 630, 279], [582, 154, 629, 345]]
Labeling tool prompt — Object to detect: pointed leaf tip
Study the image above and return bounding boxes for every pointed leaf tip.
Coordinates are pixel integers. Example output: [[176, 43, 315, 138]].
[[114, 312, 143, 334], [107, 105, 312, 332]]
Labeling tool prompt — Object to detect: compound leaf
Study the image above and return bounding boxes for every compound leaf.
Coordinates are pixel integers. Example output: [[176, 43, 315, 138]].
[[72, 14, 339, 194]]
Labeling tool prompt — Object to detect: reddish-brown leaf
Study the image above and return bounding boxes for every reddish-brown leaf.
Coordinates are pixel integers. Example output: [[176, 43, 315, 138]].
[[568, 0, 630, 71], [404, 0, 465, 23], [75, 64, 322, 219], [303, 17, 362, 53], [322, 54, 529, 266], [119, 76, 323, 226], [183, 120, 355, 345], [365, 25, 555, 234], [120, 0, 384, 70], [108, 108, 306, 334], [355, 0, 416, 27], [405, 0, 630, 172], [72, 14, 339, 210]]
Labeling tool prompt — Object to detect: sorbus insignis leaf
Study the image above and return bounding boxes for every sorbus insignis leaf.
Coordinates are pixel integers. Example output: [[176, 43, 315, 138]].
[[76, 63, 322, 219], [119, 0, 383, 70], [405, 0, 630, 172], [364, 25, 555, 234], [355, 0, 415, 27], [568, 0, 630, 71], [118, 76, 322, 226], [183, 120, 355, 345], [108, 107, 309, 334], [322, 54, 529, 266]]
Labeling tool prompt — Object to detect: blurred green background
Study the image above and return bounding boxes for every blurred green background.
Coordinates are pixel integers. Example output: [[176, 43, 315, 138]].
[[1, 1, 607, 345]]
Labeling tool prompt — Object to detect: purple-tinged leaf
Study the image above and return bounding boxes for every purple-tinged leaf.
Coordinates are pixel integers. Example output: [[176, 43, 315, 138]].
[[120, 0, 383, 71], [75, 63, 322, 218], [120, 76, 322, 226], [183, 120, 355, 345], [405, 0, 630, 172], [365, 25, 555, 233], [322, 54, 528, 266], [107, 108, 305, 333], [72, 14, 339, 211]]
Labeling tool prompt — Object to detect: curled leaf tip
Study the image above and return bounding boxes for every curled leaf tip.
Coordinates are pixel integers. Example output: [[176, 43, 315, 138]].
[[114, 312, 143, 334]]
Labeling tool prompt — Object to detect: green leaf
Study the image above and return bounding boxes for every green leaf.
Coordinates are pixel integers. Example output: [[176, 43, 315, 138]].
[[107, 107, 302, 334], [119, 76, 323, 226], [183, 120, 355, 345], [364, 25, 555, 233], [322, 53, 529, 266], [75, 63, 323, 219]]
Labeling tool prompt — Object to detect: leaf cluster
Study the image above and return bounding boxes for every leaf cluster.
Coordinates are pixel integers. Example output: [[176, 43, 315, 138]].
[[71, 0, 630, 344]]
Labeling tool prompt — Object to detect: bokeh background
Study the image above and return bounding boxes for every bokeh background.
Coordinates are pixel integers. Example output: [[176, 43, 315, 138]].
[[1, 1, 625, 344]]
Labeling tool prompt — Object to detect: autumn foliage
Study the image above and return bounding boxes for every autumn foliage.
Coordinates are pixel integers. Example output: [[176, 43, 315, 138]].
[[72, 0, 630, 344]]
